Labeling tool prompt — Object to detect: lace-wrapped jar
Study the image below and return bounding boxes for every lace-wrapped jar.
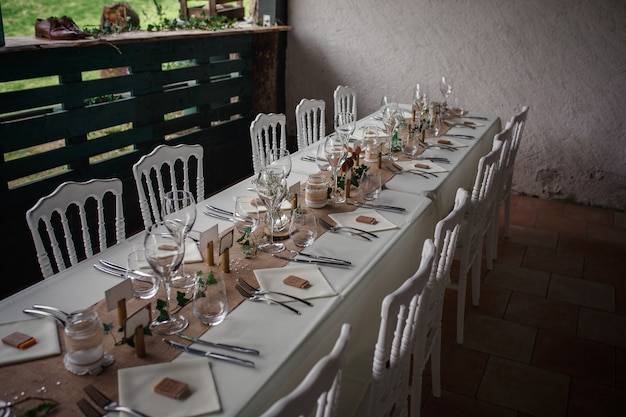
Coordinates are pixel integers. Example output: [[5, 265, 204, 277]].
[[305, 174, 328, 208], [63, 310, 113, 375]]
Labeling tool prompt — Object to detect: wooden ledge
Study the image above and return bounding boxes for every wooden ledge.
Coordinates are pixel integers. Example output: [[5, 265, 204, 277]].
[[0, 23, 292, 53]]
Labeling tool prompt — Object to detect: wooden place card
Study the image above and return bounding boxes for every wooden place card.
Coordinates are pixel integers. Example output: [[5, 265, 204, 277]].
[[199, 224, 219, 264]]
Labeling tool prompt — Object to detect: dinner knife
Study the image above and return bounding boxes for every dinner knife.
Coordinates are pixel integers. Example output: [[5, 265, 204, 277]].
[[272, 254, 351, 268], [295, 252, 352, 265], [466, 116, 488, 120], [177, 334, 260, 356], [346, 202, 406, 213], [205, 205, 234, 216], [99, 260, 155, 278], [163, 339, 255, 368], [443, 133, 475, 139]]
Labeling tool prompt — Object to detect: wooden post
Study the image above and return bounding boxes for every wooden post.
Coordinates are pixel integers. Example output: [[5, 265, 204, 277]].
[[134, 325, 146, 358], [117, 298, 127, 328], [206, 241, 215, 266], [221, 249, 230, 273]]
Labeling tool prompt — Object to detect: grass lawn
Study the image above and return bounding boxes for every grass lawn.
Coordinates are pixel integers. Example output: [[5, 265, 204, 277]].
[[1, 0, 249, 37]]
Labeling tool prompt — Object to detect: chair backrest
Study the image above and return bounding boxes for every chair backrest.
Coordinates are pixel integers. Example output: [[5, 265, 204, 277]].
[[259, 323, 351, 417], [250, 113, 287, 175], [432, 188, 469, 286], [333, 85, 357, 119], [494, 106, 528, 185], [132, 144, 204, 229], [295, 98, 326, 151], [367, 239, 436, 417], [407, 188, 468, 414], [463, 143, 504, 263], [26, 178, 126, 279]]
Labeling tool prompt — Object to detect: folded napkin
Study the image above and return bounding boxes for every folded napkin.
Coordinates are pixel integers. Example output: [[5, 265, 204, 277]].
[[394, 160, 449, 173], [118, 357, 220, 417], [0, 317, 61, 366], [184, 239, 203, 263], [254, 265, 337, 302], [328, 209, 399, 233]]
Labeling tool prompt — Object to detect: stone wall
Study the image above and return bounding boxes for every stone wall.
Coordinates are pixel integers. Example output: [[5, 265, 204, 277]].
[[284, 0, 626, 211]]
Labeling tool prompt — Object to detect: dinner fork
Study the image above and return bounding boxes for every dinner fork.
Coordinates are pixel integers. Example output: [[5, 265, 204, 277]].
[[84, 384, 151, 417], [237, 277, 313, 307], [77, 399, 102, 417], [318, 218, 378, 240], [235, 284, 301, 315]]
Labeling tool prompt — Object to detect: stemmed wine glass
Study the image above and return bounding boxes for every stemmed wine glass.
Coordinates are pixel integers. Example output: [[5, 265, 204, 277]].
[[266, 148, 291, 232], [324, 132, 348, 204], [267, 148, 292, 178], [334, 112, 356, 143], [161, 190, 197, 288], [144, 222, 187, 334], [439, 76, 452, 104], [380, 95, 400, 161], [414, 83, 429, 116], [256, 167, 287, 253]]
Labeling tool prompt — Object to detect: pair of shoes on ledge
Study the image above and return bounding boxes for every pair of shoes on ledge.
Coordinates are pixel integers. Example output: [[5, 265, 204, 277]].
[[35, 16, 91, 40]]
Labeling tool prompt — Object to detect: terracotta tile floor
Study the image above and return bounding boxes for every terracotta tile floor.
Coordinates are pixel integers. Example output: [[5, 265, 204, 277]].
[[420, 194, 626, 417]]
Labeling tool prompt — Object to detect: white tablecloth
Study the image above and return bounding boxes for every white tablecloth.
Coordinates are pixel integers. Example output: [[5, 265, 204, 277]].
[[0, 109, 500, 416]]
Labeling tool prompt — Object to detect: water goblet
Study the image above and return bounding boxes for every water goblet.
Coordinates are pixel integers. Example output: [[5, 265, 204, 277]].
[[256, 167, 287, 253], [334, 112, 356, 142], [289, 209, 318, 247], [161, 190, 197, 288], [324, 132, 348, 204], [144, 222, 187, 335], [358, 169, 382, 201]]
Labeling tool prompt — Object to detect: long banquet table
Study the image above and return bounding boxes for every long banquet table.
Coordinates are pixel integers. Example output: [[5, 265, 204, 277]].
[[0, 108, 500, 417]]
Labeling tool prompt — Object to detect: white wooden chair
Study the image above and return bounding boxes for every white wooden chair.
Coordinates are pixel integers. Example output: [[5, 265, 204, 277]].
[[250, 113, 287, 175], [26, 178, 126, 279], [259, 323, 351, 417], [295, 98, 326, 151], [132, 143, 204, 229], [411, 188, 468, 415], [333, 85, 357, 119], [363, 239, 436, 417], [450, 144, 504, 344], [497, 106, 529, 239]]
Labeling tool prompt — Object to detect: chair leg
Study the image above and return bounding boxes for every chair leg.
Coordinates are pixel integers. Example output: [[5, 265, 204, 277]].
[[431, 330, 442, 398], [472, 252, 482, 306], [456, 271, 467, 344], [503, 189, 512, 238], [411, 360, 425, 417]]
